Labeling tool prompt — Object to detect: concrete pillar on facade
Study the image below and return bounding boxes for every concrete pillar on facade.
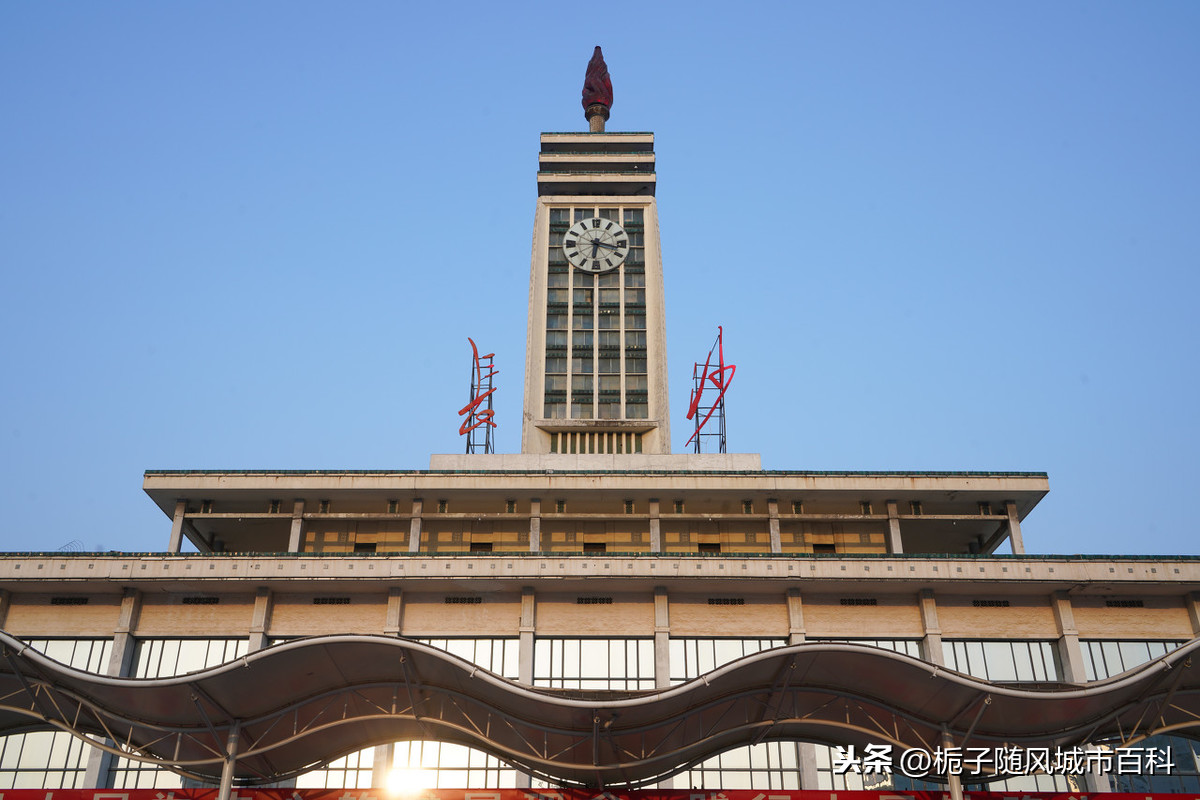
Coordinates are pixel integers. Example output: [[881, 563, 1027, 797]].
[[767, 499, 782, 554], [885, 500, 904, 554], [374, 586, 403, 790], [1186, 591, 1200, 636], [407, 499, 423, 553], [385, 587, 404, 636], [918, 589, 944, 665], [167, 500, 187, 553], [516, 586, 537, 789], [1051, 590, 1087, 683], [653, 586, 670, 688], [648, 499, 662, 552], [248, 587, 273, 652], [0, 589, 9, 629], [286, 500, 306, 552], [1005, 500, 1026, 555], [84, 588, 142, 787], [529, 499, 541, 552], [518, 587, 536, 684], [786, 587, 806, 645], [786, 585, 819, 789]]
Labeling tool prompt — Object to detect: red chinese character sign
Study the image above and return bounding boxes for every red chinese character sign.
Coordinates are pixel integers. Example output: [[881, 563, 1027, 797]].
[[685, 326, 735, 454], [458, 338, 497, 454]]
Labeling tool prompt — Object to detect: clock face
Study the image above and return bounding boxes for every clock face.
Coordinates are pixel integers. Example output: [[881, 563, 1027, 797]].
[[563, 217, 629, 273]]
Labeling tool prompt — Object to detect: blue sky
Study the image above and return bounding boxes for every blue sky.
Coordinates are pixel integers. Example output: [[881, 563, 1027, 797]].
[[2, 3, 1197, 555]]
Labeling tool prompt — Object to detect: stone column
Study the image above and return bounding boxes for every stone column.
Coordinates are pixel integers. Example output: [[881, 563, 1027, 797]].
[[385, 587, 404, 636], [84, 588, 142, 787], [787, 586, 819, 788], [1051, 591, 1087, 682], [653, 587, 670, 688], [529, 499, 541, 552], [1186, 591, 1200, 636], [918, 589, 944, 665], [886, 500, 904, 554], [648, 499, 662, 552], [248, 587, 273, 652], [516, 587, 537, 789], [768, 499, 782, 554], [518, 587, 536, 684], [407, 499, 423, 553], [1005, 500, 1026, 555], [167, 500, 187, 553], [0, 589, 9, 629], [286, 499, 306, 552], [786, 588, 806, 645]]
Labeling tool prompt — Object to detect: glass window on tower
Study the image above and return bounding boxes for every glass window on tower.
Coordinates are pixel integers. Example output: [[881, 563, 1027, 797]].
[[574, 208, 593, 223], [624, 269, 645, 287], [598, 330, 621, 348], [623, 208, 643, 226], [549, 207, 569, 224]]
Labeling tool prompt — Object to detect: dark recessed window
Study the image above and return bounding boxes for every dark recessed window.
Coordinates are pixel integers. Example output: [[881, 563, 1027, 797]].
[[505, 500, 516, 514], [583, 542, 606, 553], [792, 501, 804, 514], [353, 542, 376, 553], [673, 500, 685, 514], [555, 500, 566, 513], [979, 502, 993, 516], [910, 501, 923, 516], [698, 542, 721, 554], [742, 500, 753, 514], [387, 500, 399, 514], [860, 501, 873, 515], [318, 500, 330, 513], [470, 542, 493, 552], [268, 500, 281, 514], [437, 500, 448, 514], [813, 543, 836, 555], [624, 500, 635, 514]]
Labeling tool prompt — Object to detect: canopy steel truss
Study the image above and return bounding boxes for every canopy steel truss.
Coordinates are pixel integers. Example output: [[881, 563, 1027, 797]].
[[0, 633, 1197, 789]]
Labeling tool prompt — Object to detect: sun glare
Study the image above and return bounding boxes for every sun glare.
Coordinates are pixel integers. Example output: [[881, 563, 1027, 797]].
[[386, 766, 437, 795]]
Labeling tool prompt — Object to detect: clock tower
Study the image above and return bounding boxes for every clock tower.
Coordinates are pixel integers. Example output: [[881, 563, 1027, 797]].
[[521, 48, 671, 455]]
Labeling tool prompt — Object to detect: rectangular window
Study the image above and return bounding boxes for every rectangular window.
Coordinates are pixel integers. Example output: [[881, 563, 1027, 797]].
[[533, 638, 655, 690], [625, 330, 647, 347], [941, 640, 1062, 683], [625, 357, 647, 373], [571, 314, 593, 330]]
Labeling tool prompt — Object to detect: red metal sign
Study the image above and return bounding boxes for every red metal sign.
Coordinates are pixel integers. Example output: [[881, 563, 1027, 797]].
[[458, 337, 498, 436], [685, 325, 736, 449]]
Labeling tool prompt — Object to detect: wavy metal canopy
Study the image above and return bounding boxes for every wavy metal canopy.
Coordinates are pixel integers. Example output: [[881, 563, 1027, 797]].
[[0, 632, 1197, 787]]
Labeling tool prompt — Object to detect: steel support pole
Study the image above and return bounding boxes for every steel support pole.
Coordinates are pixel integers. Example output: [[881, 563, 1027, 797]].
[[218, 723, 240, 800]]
